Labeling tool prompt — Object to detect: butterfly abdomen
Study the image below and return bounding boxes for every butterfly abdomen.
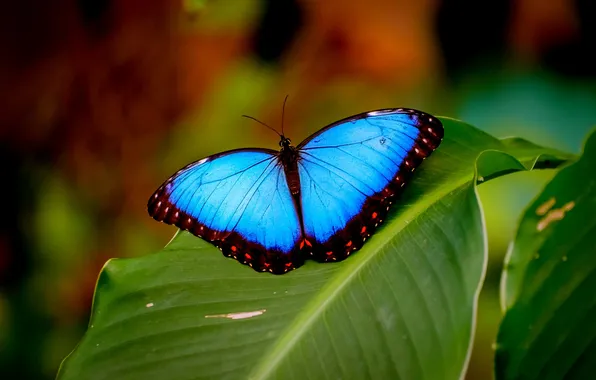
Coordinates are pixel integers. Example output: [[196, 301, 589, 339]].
[[280, 145, 301, 195]]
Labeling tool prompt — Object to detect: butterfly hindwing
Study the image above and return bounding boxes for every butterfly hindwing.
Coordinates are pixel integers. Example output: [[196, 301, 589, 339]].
[[148, 149, 304, 273], [296, 108, 443, 262]]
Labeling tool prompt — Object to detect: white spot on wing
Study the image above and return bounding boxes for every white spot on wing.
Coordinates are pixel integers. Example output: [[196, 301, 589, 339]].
[[146, 303, 154, 308], [368, 109, 395, 116]]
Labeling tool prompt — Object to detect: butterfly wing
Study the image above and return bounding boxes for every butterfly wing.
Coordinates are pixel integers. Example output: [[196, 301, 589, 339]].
[[296, 108, 444, 262], [148, 149, 303, 273]]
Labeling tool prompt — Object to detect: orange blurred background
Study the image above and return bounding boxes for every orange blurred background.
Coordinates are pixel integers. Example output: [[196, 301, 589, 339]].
[[1, 0, 594, 378]]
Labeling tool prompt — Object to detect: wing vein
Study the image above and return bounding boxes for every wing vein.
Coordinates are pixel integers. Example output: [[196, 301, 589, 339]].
[[299, 135, 383, 150], [335, 146, 391, 182], [299, 162, 355, 211], [299, 153, 374, 195], [174, 154, 274, 186], [227, 160, 281, 233]]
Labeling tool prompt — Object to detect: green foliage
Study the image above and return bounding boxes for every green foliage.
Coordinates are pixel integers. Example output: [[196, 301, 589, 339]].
[[57, 119, 580, 380], [496, 130, 596, 380], [181, 0, 262, 31]]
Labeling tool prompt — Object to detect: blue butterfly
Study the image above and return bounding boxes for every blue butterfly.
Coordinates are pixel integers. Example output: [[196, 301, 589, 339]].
[[148, 108, 443, 274]]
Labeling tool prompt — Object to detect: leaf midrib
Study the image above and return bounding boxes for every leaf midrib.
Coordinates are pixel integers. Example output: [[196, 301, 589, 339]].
[[248, 173, 474, 379], [249, 148, 555, 380]]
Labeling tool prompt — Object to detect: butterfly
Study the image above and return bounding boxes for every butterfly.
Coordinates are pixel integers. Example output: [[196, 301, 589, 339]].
[[148, 107, 443, 274]]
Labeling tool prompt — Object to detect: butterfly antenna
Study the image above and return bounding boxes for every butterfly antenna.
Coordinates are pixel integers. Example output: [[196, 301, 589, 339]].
[[281, 94, 289, 137], [241, 115, 281, 137]]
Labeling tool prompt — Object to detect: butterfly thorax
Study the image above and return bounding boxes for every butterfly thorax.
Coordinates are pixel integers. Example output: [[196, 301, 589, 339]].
[[279, 138, 301, 196]]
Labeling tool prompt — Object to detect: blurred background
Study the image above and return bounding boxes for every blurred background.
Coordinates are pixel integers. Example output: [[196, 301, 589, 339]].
[[0, 0, 594, 378]]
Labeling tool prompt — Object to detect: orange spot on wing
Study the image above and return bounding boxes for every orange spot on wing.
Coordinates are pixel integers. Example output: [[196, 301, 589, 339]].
[[264, 262, 270, 268], [361, 226, 367, 233], [372, 212, 378, 219], [245, 253, 252, 260], [300, 238, 312, 249], [285, 262, 292, 267], [346, 240, 352, 247], [326, 251, 333, 256], [231, 246, 237, 252]]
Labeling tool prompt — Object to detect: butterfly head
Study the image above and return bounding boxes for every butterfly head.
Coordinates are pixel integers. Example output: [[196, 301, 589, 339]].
[[279, 136, 292, 149]]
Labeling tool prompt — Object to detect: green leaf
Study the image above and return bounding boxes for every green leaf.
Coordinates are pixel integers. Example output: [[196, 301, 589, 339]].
[[496, 130, 596, 380], [57, 119, 572, 380]]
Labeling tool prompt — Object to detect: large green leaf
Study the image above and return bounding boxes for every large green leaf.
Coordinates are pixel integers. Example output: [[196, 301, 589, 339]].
[[496, 130, 596, 380], [57, 119, 572, 380]]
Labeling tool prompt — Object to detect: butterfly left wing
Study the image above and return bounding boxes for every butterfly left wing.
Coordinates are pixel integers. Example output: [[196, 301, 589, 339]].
[[296, 108, 443, 262], [148, 149, 303, 273]]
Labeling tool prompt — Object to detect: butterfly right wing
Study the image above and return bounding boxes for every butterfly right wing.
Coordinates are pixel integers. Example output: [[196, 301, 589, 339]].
[[148, 149, 304, 273], [296, 109, 443, 262]]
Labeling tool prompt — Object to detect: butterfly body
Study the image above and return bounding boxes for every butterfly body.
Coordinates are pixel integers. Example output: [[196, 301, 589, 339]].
[[148, 108, 443, 274], [278, 139, 302, 196]]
